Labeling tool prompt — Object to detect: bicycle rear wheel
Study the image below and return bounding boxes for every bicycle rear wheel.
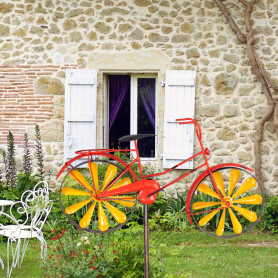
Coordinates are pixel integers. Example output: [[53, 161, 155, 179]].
[[59, 156, 138, 234], [189, 166, 264, 238]]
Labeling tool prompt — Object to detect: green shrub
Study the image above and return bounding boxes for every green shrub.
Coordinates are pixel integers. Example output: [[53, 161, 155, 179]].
[[259, 194, 278, 233], [41, 223, 168, 278]]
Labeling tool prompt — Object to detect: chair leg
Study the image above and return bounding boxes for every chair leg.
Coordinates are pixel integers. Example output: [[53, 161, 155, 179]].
[[18, 238, 29, 269], [7, 238, 21, 278], [38, 235, 47, 260]]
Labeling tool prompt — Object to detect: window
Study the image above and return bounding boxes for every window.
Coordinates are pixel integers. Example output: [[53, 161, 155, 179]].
[[107, 74, 156, 159]]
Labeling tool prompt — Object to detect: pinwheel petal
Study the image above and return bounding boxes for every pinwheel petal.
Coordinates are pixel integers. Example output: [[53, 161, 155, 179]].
[[199, 209, 219, 226], [213, 172, 226, 197], [70, 170, 95, 193], [228, 208, 242, 234], [88, 162, 99, 191], [79, 201, 97, 228], [192, 201, 221, 210], [232, 177, 256, 199], [65, 197, 94, 214], [103, 201, 127, 224], [98, 202, 109, 231], [216, 208, 226, 237], [107, 196, 136, 207], [197, 183, 221, 199], [231, 205, 257, 222], [102, 165, 117, 191], [228, 169, 240, 197], [107, 177, 132, 191], [233, 194, 262, 205], [61, 187, 92, 196]]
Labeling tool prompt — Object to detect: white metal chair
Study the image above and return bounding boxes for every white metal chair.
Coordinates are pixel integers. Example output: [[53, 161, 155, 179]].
[[0, 181, 53, 277]]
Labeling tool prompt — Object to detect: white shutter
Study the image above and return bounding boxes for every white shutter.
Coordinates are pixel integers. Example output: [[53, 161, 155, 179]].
[[64, 69, 97, 162], [163, 70, 196, 169]]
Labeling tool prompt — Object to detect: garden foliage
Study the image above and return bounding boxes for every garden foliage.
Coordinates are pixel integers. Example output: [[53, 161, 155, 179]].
[[0, 126, 46, 213]]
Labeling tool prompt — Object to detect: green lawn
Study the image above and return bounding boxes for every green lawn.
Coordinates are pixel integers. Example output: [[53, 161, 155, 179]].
[[0, 231, 277, 278], [159, 231, 278, 278]]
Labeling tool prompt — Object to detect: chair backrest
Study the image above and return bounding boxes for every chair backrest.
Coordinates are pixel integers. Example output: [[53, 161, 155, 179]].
[[10, 181, 53, 232]]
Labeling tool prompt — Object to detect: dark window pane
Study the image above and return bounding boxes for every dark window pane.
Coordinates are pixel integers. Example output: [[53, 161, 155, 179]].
[[137, 78, 156, 157]]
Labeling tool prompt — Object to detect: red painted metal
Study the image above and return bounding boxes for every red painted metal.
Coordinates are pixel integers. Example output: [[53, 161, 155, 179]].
[[57, 118, 256, 226], [99, 179, 160, 205]]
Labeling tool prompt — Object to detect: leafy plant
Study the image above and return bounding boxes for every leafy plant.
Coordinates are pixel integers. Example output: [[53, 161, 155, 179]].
[[6, 131, 17, 187], [35, 124, 45, 180], [23, 133, 32, 176], [42, 223, 168, 278], [259, 194, 278, 233]]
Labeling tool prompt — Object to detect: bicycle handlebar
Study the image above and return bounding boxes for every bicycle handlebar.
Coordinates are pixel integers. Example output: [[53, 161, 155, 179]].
[[176, 118, 202, 142]]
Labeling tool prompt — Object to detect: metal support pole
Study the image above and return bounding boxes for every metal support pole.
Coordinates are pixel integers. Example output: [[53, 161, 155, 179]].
[[144, 204, 149, 278]]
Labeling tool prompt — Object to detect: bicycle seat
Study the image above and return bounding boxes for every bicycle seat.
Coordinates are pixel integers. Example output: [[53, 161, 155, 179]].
[[118, 134, 156, 142]]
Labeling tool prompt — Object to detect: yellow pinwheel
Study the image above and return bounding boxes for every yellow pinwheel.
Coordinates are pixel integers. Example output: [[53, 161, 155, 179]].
[[60, 161, 137, 233], [191, 168, 264, 238]]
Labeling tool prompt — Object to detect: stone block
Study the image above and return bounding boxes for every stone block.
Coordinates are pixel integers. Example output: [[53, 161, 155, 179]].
[[223, 105, 239, 117], [223, 53, 239, 64], [63, 19, 77, 30], [94, 22, 111, 34], [118, 23, 133, 33], [217, 128, 237, 141], [128, 28, 144, 40], [40, 119, 64, 142], [171, 34, 190, 43], [69, 31, 82, 42], [66, 9, 83, 18], [186, 48, 200, 59], [237, 151, 253, 162], [34, 76, 64, 95], [0, 24, 10, 36], [180, 22, 193, 34], [200, 104, 220, 117], [134, 0, 151, 7], [0, 2, 14, 13], [214, 73, 238, 95], [148, 33, 169, 42]]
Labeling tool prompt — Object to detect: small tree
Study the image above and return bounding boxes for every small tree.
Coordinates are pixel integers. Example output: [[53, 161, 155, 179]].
[[22, 133, 32, 177], [6, 131, 17, 187], [35, 125, 45, 180]]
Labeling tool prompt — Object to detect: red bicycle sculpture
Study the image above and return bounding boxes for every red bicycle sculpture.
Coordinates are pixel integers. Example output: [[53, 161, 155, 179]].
[[57, 118, 264, 238]]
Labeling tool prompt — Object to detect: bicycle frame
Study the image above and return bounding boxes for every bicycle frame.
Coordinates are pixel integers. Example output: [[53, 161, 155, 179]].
[[57, 118, 256, 226]]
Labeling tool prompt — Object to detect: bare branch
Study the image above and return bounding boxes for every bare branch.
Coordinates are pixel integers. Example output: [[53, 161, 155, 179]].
[[254, 103, 275, 191], [238, 0, 249, 7], [213, 0, 247, 43], [273, 104, 278, 138]]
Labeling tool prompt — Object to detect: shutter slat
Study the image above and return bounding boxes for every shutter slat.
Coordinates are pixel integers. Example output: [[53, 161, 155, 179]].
[[163, 70, 196, 169], [68, 114, 94, 122]]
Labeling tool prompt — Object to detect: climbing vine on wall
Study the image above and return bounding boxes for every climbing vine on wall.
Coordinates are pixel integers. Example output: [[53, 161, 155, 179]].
[[213, 0, 278, 192]]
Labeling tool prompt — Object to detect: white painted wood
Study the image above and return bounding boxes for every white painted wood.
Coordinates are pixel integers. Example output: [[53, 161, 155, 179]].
[[130, 74, 157, 159], [64, 69, 97, 162], [163, 70, 196, 169]]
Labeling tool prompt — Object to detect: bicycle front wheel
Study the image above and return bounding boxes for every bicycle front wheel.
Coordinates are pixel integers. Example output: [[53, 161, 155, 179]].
[[189, 166, 264, 238], [59, 156, 138, 234]]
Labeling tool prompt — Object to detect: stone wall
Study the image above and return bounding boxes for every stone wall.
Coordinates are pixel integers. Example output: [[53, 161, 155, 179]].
[[0, 0, 277, 194]]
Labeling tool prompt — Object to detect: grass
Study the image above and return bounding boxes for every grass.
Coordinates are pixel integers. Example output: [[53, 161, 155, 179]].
[[159, 230, 278, 278], [0, 230, 277, 278]]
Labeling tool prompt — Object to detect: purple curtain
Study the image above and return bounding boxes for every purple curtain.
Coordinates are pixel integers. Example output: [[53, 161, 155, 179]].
[[109, 75, 130, 131], [138, 79, 156, 128]]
